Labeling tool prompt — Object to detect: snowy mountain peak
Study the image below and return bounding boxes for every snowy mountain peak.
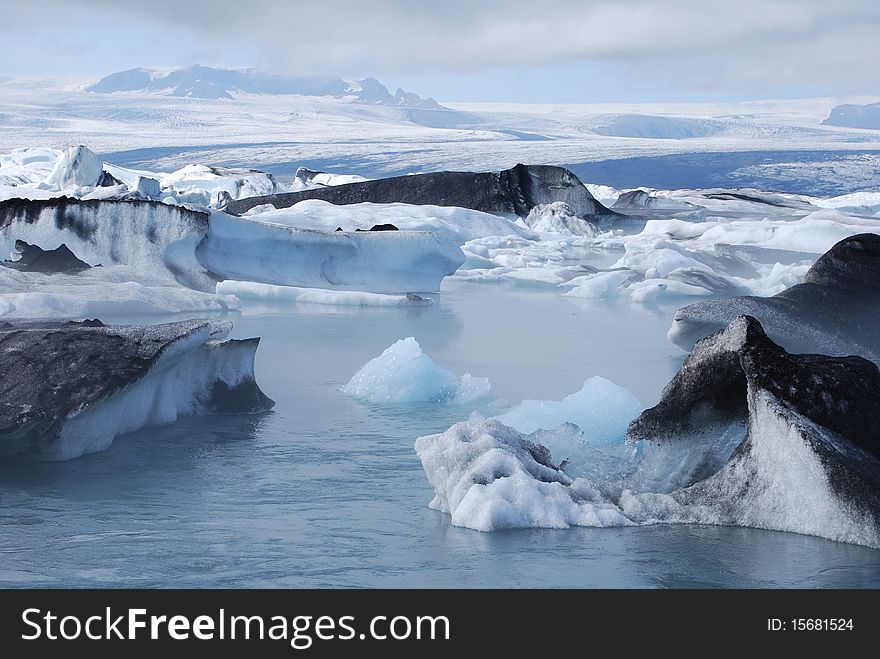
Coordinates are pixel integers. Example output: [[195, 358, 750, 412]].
[[86, 66, 444, 108]]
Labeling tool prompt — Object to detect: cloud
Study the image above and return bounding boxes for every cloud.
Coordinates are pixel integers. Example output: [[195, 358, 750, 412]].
[[3, 0, 879, 91]]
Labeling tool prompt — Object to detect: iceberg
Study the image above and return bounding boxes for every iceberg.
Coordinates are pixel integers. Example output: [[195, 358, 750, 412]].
[[0, 197, 214, 292], [0, 319, 274, 461], [199, 212, 464, 294], [43, 145, 104, 190], [497, 376, 642, 444], [523, 202, 600, 236], [217, 281, 432, 307], [414, 416, 631, 531], [242, 199, 532, 243], [668, 234, 880, 363], [417, 317, 880, 546], [342, 337, 491, 404]]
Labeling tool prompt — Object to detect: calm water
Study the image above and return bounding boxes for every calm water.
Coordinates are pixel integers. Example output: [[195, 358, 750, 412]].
[[2, 282, 879, 587]]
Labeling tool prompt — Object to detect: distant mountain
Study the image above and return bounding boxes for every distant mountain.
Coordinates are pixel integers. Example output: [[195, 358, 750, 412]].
[[822, 102, 880, 130], [86, 65, 445, 109]]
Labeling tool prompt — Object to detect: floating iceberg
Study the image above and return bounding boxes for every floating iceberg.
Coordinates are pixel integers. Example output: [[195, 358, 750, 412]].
[[199, 212, 464, 294], [242, 199, 532, 243], [0, 319, 274, 461], [43, 145, 104, 190], [342, 337, 491, 404], [161, 164, 279, 206], [417, 317, 880, 546], [524, 202, 600, 236], [414, 416, 631, 531], [497, 376, 642, 444], [0, 197, 214, 291], [217, 281, 431, 307], [668, 234, 880, 363]]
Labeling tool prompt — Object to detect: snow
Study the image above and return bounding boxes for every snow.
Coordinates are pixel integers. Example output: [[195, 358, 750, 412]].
[[44, 322, 268, 460], [249, 199, 532, 243], [43, 145, 104, 190], [199, 211, 465, 294], [342, 337, 491, 404], [497, 376, 642, 445], [216, 280, 432, 307]]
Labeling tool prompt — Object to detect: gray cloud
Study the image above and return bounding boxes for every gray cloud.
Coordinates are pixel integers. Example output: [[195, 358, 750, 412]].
[[4, 0, 878, 91]]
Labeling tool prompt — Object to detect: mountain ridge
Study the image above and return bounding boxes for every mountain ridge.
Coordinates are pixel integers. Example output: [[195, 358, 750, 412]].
[[87, 65, 445, 109]]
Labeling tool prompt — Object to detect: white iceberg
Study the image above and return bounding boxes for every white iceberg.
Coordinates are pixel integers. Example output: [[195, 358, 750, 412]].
[[217, 280, 432, 307], [524, 202, 600, 237], [414, 416, 632, 531], [43, 145, 104, 190], [200, 212, 464, 294], [250, 199, 533, 243], [497, 376, 642, 445], [342, 337, 491, 404]]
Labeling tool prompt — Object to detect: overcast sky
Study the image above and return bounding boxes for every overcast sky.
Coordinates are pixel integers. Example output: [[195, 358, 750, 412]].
[[2, 0, 877, 102]]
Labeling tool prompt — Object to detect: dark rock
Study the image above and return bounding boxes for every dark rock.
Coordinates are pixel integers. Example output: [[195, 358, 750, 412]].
[[354, 223, 399, 232], [64, 319, 105, 327], [0, 319, 274, 460], [2, 240, 92, 273], [669, 234, 880, 363], [226, 164, 614, 219], [335, 227, 343, 232]]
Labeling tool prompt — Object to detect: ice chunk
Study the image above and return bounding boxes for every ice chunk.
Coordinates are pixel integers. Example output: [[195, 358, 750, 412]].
[[0, 266, 237, 320], [342, 337, 490, 403], [0, 198, 215, 292], [160, 164, 278, 206], [217, 280, 432, 307], [0, 147, 59, 188], [131, 175, 161, 199], [200, 212, 464, 294], [414, 416, 632, 531], [496, 376, 642, 445], [0, 319, 274, 461], [524, 202, 600, 236], [251, 199, 532, 243], [44, 145, 104, 190]]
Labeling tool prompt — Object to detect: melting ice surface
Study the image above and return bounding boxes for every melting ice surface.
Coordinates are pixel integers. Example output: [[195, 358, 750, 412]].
[[2, 284, 878, 587]]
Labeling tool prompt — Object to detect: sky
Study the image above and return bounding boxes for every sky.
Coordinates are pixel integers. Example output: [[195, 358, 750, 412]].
[[1, 0, 878, 103]]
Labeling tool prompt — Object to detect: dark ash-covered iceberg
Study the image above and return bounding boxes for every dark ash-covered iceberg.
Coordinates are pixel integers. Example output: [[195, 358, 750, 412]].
[[668, 233, 880, 364], [225, 164, 613, 219], [0, 319, 274, 460], [625, 315, 880, 547]]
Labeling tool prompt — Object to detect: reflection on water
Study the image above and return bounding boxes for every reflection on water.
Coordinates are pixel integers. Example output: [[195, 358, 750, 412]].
[[1, 282, 878, 587]]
